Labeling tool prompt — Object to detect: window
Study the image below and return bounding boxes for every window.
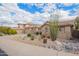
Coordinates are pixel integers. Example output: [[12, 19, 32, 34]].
[[59, 27, 65, 33], [45, 27, 48, 32]]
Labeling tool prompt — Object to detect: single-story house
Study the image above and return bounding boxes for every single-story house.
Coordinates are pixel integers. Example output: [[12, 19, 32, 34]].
[[40, 20, 74, 40], [15, 20, 75, 40]]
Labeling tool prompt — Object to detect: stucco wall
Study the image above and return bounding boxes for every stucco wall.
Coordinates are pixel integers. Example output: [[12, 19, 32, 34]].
[[16, 29, 23, 34], [41, 24, 71, 40]]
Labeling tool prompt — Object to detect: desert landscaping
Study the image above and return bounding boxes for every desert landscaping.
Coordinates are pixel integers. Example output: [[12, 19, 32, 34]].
[[0, 3, 79, 56], [0, 16, 79, 56], [0, 34, 77, 56]]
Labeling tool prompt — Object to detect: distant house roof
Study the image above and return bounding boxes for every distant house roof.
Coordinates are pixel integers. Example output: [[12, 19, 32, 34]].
[[16, 20, 75, 30], [17, 23, 42, 30], [40, 20, 74, 28]]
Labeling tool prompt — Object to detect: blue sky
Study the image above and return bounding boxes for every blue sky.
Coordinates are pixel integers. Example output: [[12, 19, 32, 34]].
[[17, 3, 44, 13], [0, 3, 79, 27], [17, 3, 79, 16]]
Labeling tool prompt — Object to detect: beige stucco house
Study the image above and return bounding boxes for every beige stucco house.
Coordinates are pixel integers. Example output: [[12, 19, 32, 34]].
[[15, 23, 41, 34], [40, 20, 74, 40], [15, 20, 75, 40]]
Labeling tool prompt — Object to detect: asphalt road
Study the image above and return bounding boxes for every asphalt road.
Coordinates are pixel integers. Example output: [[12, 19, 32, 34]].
[[0, 36, 76, 56]]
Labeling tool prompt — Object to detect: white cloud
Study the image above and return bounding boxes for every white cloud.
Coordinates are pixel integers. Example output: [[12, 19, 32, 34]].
[[34, 3, 45, 8], [42, 3, 77, 21], [59, 10, 77, 21], [0, 3, 78, 27], [63, 3, 73, 6], [0, 3, 36, 27]]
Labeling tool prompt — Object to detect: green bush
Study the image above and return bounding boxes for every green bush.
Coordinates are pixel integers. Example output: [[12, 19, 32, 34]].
[[0, 26, 17, 35], [31, 35, 34, 40], [0, 32, 5, 36], [8, 29, 17, 35], [74, 17, 79, 30], [27, 33, 31, 37], [27, 33, 34, 40], [0, 34, 3, 36], [31, 37, 34, 40], [35, 32, 39, 35], [39, 32, 42, 35]]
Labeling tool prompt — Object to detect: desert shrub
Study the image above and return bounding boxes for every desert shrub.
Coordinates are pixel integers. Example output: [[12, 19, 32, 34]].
[[8, 29, 17, 35], [0, 26, 17, 35], [74, 17, 79, 30], [31, 38, 34, 40], [35, 31, 42, 35], [0, 33, 3, 36], [31, 36, 34, 40], [0, 32, 5, 36], [27, 33, 31, 37], [43, 38, 47, 44], [41, 35, 45, 39], [35, 32, 39, 35], [47, 36, 50, 39], [39, 32, 42, 35]]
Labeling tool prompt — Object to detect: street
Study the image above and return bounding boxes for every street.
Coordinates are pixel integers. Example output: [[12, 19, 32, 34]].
[[0, 36, 76, 56]]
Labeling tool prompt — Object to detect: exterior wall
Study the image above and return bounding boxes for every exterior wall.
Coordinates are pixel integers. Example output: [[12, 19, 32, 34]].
[[18, 24, 24, 29], [41, 24, 72, 40], [17, 24, 41, 34], [58, 26, 71, 39], [16, 21, 73, 40], [64, 26, 71, 39], [41, 24, 50, 37], [16, 29, 23, 34]]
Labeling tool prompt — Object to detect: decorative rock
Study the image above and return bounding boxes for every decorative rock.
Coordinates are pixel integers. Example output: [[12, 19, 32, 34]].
[[0, 49, 8, 56], [0, 53, 8, 56], [51, 41, 63, 51]]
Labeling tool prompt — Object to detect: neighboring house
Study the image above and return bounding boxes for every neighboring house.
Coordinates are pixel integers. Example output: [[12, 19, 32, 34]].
[[15, 20, 75, 40], [16, 23, 41, 34], [40, 20, 74, 40]]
